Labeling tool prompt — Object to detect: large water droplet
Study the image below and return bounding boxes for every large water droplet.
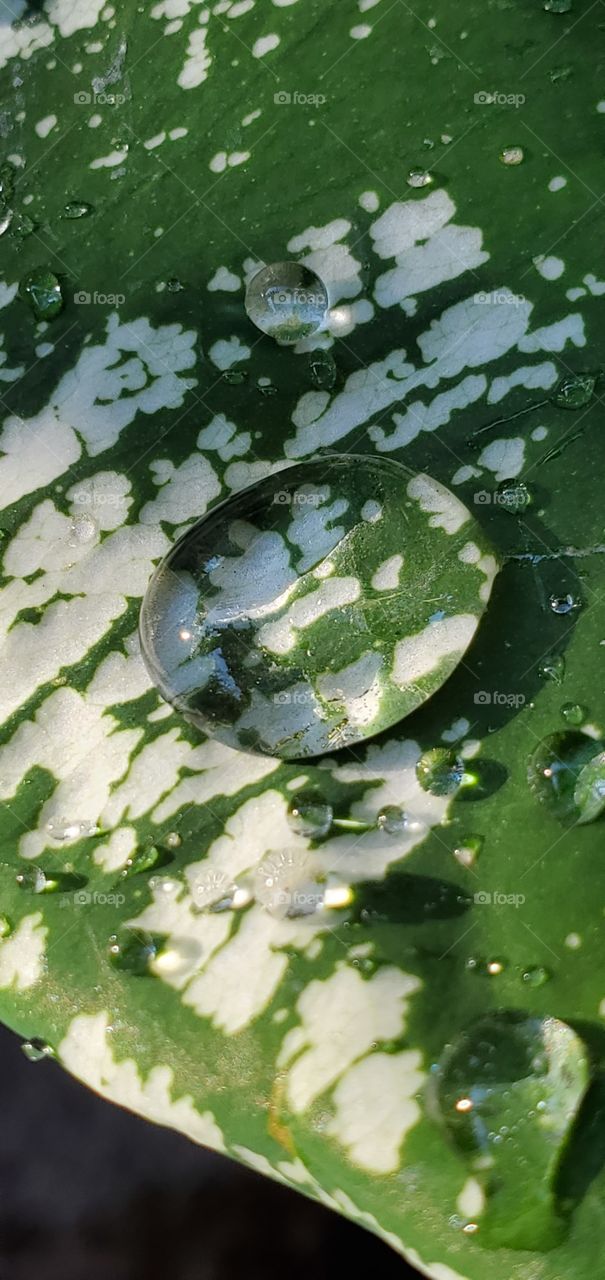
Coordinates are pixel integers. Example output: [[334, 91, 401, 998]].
[[62, 201, 94, 219], [528, 730, 603, 821], [139, 456, 497, 759], [416, 747, 464, 796], [407, 168, 434, 188], [150, 937, 203, 979], [20, 270, 63, 320], [245, 261, 329, 344], [549, 592, 579, 616], [432, 1011, 589, 1250], [288, 793, 333, 838], [495, 479, 531, 513], [108, 928, 160, 975], [46, 817, 98, 842], [552, 372, 597, 409], [499, 146, 524, 166], [560, 702, 587, 726], [573, 750, 605, 824]]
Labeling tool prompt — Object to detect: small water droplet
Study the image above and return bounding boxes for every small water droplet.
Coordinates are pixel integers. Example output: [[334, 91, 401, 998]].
[[166, 276, 184, 292], [21, 1038, 55, 1063], [16, 865, 47, 894], [62, 201, 94, 219], [308, 350, 337, 390], [522, 965, 551, 988], [150, 936, 203, 978], [560, 702, 587, 726], [46, 817, 98, 842], [416, 747, 464, 796], [407, 168, 434, 188], [255, 848, 324, 918], [549, 593, 579, 615], [221, 368, 247, 384], [453, 835, 483, 868], [528, 730, 602, 821], [552, 372, 597, 409], [539, 653, 565, 684], [245, 261, 329, 344], [257, 376, 277, 396], [376, 805, 410, 835], [164, 831, 182, 849], [495, 479, 531, 513], [188, 867, 238, 913], [544, 0, 572, 11], [288, 793, 333, 838], [499, 146, 524, 166], [68, 512, 97, 546], [20, 270, 63, 320], [108, 928, 159, 975]]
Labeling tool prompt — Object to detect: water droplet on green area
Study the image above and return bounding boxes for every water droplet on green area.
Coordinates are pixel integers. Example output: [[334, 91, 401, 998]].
[[573, 750, 605, 824], [221, 368, 247, 384], [552, 373, 597, 409], [528, 730, 603, 821], [453, 835, 483, 868], [416, 747, 464, 796], [560, 702, 587, 726], [407, 168, 434, 188], [22, 1038, 55, 1063], [62, 201, 94, 219], [0, 914, 12, 937], [539, 654, 565, 684], [544, 0, 572, 12], [499, 146, 524, 165], [245, 261, 329, 344], [20, 269, 63, 320], [308, 350, 337, 390], [522, 965, 551, 988], [288, 794, 333, 838], [495, 479, 531, 513], [549, 593, 579, 615], [166, 276, 183, 292], [16, 865, 47, 894], [108, 928, 160, 975]]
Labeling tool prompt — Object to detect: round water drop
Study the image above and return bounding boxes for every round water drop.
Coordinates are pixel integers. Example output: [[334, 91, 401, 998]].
[[139, 456, 497, 759], [522, 965, 551, 988], [21, 1038, 55, 1063], [549, 592, 578, 615], [20, 270, 63, 320], [407, 168, 433, 188], [495, 479, 531, 513], [188, 866, 237, 913], [255, 848, 324, 919], [165, 831, 182, 849], [62, 201, 93, 219], [16, 865, 47, 894], [453, 835, 483, 869], [544, 0, 572, 10], [560, 702, 587, 726], [288, 793, 333, 838], [245, 261, 329, 344], [539, 653, 565, 684], [221, 368, 247, 385], [46, 817, 98, 842], [528, 730, 602, 821], [108, 928, 159, 975], [416, 747, 464, 796], [68, 512, 97, 546], [150, 937, 203, 979], [166, 276, 184, 292], [308, 350, 337, 390], [376, 805, 410, 834], [553, 372, 597, 409], [499, 146, 524, 166]]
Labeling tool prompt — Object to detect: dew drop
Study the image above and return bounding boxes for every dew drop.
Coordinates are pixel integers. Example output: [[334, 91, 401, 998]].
[[188, 867, 238, 913], [499, 146, 524, 166], [522, 965, 551, 988], [560, 702, 587, 726], [308, 350, 337, 390], [150, 936, 203, 979], [46, 817, 98, 842], [62, 201, 94, 219], [552, 372, 597, 409], [221, 368, 248, 385], [407, 168, 434, 187], [539, 654, 565, 684], [164, 831, 182, 849], [166, 276, 184, 292], [495, 479, 531, 513], [68, 512, 97, 546], [416, 747, 464, 796], [21, 1038, 55, 1063], [257, 376, 277, 396], [544, 0, 572, 11], [108, 928, 159, 975], [549, 593, 579, 615], [20, 269, 63, 320], [376, 805, 410, 834], [528, 730, 602, 821], [453, 835, 483, 868], [16, 865, 47, 894], [245, 261, 329, 344], [255, 848, 325, 918], [288, 793, 333, 838]]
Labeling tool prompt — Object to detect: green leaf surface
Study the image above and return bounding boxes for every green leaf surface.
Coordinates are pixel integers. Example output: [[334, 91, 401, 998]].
[[0, 2, 604, 1278]]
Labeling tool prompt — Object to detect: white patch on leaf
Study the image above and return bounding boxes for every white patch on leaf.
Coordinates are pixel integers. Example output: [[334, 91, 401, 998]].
[[0, 913, 47, 990], [329, 1050, 424, 1173]]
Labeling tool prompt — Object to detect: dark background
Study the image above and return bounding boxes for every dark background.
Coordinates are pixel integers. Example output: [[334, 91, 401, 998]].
[[0, 1024, 420, 1280]]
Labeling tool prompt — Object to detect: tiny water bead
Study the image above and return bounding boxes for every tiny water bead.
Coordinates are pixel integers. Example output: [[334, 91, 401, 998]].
[[62, 201, 94, 219], [20, 269, 63, 320], [21, 1038, 55, 1063], [499, 146, 524, 166], [139, 456, 498, 759], [495, 479, 531, 513], [416, 747, 464, 796], [549, 592, 579, 616], [539, 653, 565, 684], [552, 372, 597, 409], [244, 261, 329, 344], [188, 866, 238, 913], [376, 805, 410, 835], [108, 928, 160, 975], [16, 865, 48, 894], [561, 702, 587, 726], [432, 1012, 589, 1251], [522, 965, 552, 988], [287, 793, 333, 838], [528, 730, 603, 821], [407, 168, 434, 188], [453, 835, 483, 868]]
